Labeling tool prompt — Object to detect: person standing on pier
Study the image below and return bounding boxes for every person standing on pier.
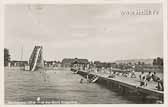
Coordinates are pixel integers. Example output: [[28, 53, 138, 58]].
[[140, 76, 147, 87], [139, 71, 145, 80], [157, 79, 163, 91], [146, 72, 152, 81], [151, 72, 160, 82], [151, 72, 164, 91], [139, 71, 147, 87], [130, 69, 136, 78]]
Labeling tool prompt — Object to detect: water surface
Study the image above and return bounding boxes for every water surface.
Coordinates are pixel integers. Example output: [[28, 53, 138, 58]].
[[5, 68, 145, 104]]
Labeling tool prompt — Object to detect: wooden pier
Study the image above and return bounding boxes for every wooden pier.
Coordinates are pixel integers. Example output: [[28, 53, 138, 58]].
[[71, 68, 163, 103]]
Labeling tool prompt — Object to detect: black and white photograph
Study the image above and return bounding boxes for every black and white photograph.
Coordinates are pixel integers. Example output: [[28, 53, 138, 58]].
[[3, 3, 165, 104]]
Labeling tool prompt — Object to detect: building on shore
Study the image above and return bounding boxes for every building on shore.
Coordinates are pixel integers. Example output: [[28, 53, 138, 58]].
[[9, 60, 28, 67], [61, 58, 89, 68], [94, 61, 117, 69], [44, 60, 61, 67]]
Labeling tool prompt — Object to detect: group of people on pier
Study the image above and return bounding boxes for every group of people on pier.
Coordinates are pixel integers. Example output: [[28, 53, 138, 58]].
[[139, 71, 163, 91], [72, 64, 163, 91], [109, 69, 163, 91]]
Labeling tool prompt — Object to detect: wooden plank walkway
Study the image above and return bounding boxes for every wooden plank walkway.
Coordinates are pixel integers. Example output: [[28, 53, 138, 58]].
[[74, 69, 163, 99]]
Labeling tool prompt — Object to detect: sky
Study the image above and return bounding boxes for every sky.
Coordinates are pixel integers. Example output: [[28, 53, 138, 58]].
[[5, 4, 163, 62]]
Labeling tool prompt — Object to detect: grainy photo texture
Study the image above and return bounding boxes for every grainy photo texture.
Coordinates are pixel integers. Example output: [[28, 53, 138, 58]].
[[4, 4, 163, 104]]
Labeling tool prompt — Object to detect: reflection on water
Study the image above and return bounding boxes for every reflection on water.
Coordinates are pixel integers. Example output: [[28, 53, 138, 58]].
[[5, 68, 144, 104]]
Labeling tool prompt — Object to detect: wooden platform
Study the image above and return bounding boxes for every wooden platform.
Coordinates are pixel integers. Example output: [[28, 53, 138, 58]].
[[71, 68, 163, 101]]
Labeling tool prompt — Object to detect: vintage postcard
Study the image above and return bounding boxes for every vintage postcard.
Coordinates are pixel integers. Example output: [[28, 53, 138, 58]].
[[1, 0, 167, 106]]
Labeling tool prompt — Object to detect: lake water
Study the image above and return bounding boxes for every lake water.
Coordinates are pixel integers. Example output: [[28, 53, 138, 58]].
[[5, 67, 153, 104]]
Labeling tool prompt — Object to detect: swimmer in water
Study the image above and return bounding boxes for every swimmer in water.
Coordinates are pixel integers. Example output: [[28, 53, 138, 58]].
[[80, 78, 84, 83]]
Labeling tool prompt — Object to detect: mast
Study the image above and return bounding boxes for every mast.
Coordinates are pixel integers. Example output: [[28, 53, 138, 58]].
[[21, 45, 23, 61]]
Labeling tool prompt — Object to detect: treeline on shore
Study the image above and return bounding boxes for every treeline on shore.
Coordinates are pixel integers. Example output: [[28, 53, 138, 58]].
[[4, 48, 163, 72]]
